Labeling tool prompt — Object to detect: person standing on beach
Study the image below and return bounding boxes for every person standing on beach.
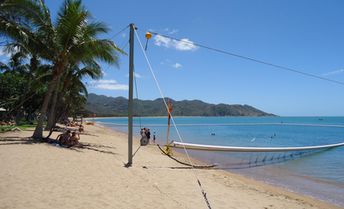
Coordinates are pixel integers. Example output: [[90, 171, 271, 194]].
[[153, 132, 156, 143], [146, 129, 151, 141], [140, 128, 145, 137], [140, 128, 149, 145]]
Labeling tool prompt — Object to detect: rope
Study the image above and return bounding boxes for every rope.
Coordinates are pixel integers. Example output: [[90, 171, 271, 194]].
[[108, 25, 129, 40], [132, 144, 142, 158], [198, 179, 212, 209], [119, 40, 129, 54], [134, 68, 142, 129], [157, 144, 216, 168], [149, 31, 344, 87], [134, 29, 212, 209]]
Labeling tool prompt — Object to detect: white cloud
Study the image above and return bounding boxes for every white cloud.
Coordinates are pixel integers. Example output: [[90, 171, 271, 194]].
[[175, 38, 198, 51], [160, 59, 170, 65], [169, 29, 179, 35], [172, 63, 182, 69], [154, 35, 198, 51], [322, 69, 344, 76], [90, 80, 117, 84], [154, 35, 171, 47], [126, 72, 142, 78], [96, 84, 128, 90], [164, 28, 179, 35], [101, 70, 107, 76], [134, 72, 142, 78], [90, 80, 128, 90]]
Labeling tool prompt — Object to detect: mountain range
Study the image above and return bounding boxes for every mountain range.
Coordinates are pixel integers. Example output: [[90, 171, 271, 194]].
[[84, 93, 274, 117]]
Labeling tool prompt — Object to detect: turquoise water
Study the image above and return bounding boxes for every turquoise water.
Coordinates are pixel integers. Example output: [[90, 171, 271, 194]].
[[92, 116, 344, 206]]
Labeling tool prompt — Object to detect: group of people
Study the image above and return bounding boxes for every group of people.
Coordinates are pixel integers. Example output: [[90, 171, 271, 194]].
[[66, 120, 80, 127], [0, 120, 16, 126], [139, 128, 156, 145], [56, 130, 81, 147], [140, 128, 151, 140]]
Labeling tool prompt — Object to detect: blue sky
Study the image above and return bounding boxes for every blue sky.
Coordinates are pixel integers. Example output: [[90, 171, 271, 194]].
[[2, 0, 344, 116]]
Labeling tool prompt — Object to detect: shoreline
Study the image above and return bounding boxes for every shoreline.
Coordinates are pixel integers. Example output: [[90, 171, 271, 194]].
[[85, 115, 344, 120], [95, 123, 344, 208], [84, 115, 279, 119], [92, 123, 343, 208], [0, 123, 342, 208]]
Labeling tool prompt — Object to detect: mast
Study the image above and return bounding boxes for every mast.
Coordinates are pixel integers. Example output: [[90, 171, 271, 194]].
[[165, 99, 173, 155], [127, 23, 135, 167]]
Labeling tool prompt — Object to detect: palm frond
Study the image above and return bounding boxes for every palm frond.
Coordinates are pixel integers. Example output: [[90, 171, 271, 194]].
[[56, 0, 90, 51], [1, 0, 54, 36]]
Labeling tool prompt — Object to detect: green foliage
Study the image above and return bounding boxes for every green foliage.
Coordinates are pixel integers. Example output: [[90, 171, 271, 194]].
[[0, 53, 49, 122], [0, 0, 123, 136], [0, 126, 14, 133], [0, 124, 36, 133]]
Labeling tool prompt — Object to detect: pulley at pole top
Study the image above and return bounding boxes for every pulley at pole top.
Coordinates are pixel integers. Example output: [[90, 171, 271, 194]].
[[144, 32, 152, 51], [145, 32, 152, 39]]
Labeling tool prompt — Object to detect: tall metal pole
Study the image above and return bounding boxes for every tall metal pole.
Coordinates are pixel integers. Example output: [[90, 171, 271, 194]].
[[127, 23, 135, 167]]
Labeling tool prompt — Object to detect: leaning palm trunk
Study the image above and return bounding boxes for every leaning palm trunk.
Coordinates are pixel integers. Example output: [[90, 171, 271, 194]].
[[44, 97, 66, 139], [45, 76, 61, 131], [32, 73, 60, 139]]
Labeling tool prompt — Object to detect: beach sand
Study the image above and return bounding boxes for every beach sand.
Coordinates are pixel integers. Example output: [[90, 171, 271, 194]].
[[0, 124, 342, 209]]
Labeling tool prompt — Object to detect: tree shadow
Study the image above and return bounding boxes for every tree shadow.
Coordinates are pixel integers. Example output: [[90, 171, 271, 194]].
[[80, 142, 116, 149], [77, 144, 118, 155], [0, 137, 35, 145], [0, 137, 118, 156]]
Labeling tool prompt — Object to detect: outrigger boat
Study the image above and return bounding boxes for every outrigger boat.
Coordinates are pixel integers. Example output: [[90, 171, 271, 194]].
[[170, 141, 344, 152]]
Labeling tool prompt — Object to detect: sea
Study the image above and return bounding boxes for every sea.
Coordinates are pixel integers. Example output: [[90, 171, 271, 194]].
[[91, 116, 344, 206]]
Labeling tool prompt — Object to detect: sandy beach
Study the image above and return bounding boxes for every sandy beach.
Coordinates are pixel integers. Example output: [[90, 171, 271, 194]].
[[0, 124, 342, 209]]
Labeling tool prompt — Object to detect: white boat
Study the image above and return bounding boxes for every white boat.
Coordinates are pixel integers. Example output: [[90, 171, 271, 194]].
[[171, 141, 344, 152]]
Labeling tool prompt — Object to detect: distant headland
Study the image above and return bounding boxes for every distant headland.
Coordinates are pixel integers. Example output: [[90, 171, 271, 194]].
[[85, 93, 275, 117]]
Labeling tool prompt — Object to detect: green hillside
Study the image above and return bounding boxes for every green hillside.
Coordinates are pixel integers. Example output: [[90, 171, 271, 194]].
[[85, 93, 275, 117]]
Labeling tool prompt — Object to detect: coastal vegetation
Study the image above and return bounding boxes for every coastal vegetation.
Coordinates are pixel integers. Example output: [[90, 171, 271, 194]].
[[0, 0, 123, 139], [85, 93, 274, 117], [0, 0, 271, 138]]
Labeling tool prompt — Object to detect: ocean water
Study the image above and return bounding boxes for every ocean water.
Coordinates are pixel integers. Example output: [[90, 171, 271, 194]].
[[92, 116, 344, 206]]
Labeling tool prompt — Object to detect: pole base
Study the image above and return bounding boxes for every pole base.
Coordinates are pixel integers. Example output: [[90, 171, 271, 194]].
[[124, 162, 132, 168]]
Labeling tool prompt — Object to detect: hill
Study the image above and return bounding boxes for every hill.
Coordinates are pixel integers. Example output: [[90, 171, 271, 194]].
[[84, 93, 275, 117]]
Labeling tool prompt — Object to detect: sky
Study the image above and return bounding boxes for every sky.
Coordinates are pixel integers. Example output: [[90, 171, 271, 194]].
[[1, 0, 344, 116]]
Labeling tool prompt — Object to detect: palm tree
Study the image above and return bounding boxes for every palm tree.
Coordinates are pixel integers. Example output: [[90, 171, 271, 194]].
[[45, 62, 102, 130], [0, 52, 51, 123], [0, 0, 123, 139]]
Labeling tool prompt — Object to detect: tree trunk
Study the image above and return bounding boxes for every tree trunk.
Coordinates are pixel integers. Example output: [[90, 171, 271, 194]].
[[45, 76, 61, 131], [32, 74, 59, 139]]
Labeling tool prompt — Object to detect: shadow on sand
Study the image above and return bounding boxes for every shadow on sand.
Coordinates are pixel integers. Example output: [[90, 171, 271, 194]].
[[0, 136, 118, 156]]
